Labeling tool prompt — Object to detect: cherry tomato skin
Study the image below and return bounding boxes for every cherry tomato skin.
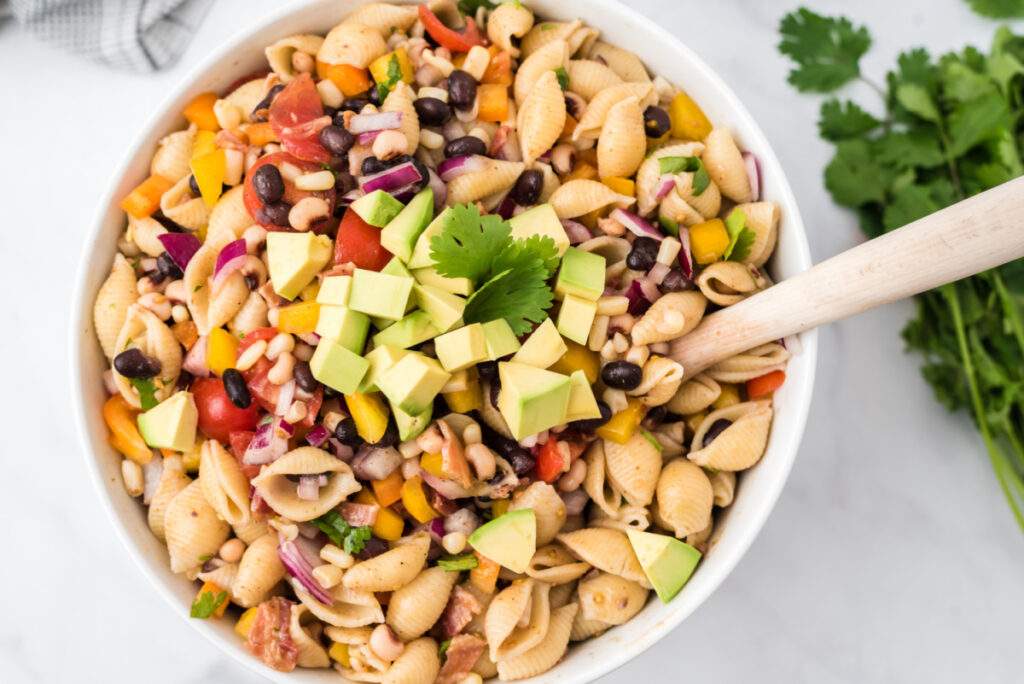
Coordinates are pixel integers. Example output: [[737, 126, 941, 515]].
[[535, 439, 567, 484], [269, 73, 332, 163], [192, 377, 261, 443], [334, 207, 392, 271], [417, 5, 484, 53], [243, 153, 336, 226]]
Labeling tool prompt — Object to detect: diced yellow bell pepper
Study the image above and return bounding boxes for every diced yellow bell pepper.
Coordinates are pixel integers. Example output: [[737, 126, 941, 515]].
[[277, 301, 321, 335], [119, 174, 173, 219], [345, 392, 390, 443], [195, 581, 229, 618], [602, 177, 635, 197], [713, 383, 741, 409], [419, 452, 445, 478], [235, 607, 258, 639], [191, 130, 218, 160], [595, 399, 644, 444], [183, 92, 220, 131], [565, 161, 598, 182], [190, 148, 226, 208], [104, 394, 153, 464], [372, 469, 404, 507], [669, 91, 712, 141], [369, 48, 414, 86], [444, 382, 482, 413], [550, 341, 600, 384], [206, 327, 238, 376], [688, 219, 730, 265], [469, 552, 501, 594], [685, 411, 706, 435], [328, 642, 351, 667], [356, 490, 405, 540], [401, 475, 438, 523], [182, 441, 202, 473], [491, 498, 510, 518], [477, 83, 509, 122], [299, 281, 321, 302]]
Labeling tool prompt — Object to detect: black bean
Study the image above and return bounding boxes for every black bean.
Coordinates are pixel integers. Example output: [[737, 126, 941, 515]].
[[371, 419, 399, 448], [476, 360, 498, 382], [659, 267, 694, 293], [702, 419, 732, 448], [256, 201, 291, 227], [448, 69, 477, 110], [151, 212, 185, 233], [252, 164, 285, 204], [188, 175, 200, 197], [444, 135, 487, 159], [175, 369, 194, 392], [293, 361, 318, 393], [337, 98, 369, 117], [334, 417, 364, 447], [508, 448, 536, 476], [626, 236, 660, 272], [334, 170, 357, 195], [113, 348, 161, 378], [489, 378, 501, 409], [319, 125, 355, 156], [156, 253, 183, 280], [571, 401, 613, 432], [643, 105, 671, 138], [411, 158, 430, 191], [222, 368, 252, 408], [510, 169, 543, 206], [601, 360, 643, 390], [413, 96, 452, 126], [642, 405, 667, 429], [368, 86, 382, 106], [251, 84, 284, 119], [361, 156, 388, 175]]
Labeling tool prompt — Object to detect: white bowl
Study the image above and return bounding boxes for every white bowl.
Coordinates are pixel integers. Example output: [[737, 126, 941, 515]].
[[70, 1, 817, 681]]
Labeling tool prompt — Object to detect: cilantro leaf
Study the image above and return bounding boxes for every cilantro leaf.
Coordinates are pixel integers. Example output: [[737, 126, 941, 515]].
[[554, 66, 569, 91], [965, 0, 1024, 17], [824, 139, 890, 207], [818, 99, 880, 140], [946, 89, 1012, 156], [464, 268, 554, 335], [723, 209, 755, 262], [343, 525, 372, 555], [439, 639, 452, 658], [437, 553, 479, 571], [492, 234, 560, 279], [131, 377, 159, 410], [778, 8, 871, 92], [312, 510, 372, 554], [376, 53, 403, 101], [658, 156, 710, 194], [458, 0, 496, 14], [430, 204, 512, 283], [873, 129, 945, 169], [190, 589, 228, 619]]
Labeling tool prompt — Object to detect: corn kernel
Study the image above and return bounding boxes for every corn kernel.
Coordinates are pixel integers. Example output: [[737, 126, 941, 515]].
[[294, 170, 336, 192], [329, 642, 351, 667], [595, 399, 644, 443], [602, 177, 635, 197]]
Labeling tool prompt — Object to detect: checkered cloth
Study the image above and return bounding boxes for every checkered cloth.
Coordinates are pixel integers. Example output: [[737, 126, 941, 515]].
[[1, 0, 212, 71]]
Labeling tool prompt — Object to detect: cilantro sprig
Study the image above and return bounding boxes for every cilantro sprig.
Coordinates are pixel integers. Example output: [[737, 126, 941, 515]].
[[965, 0, 1024, 18], [313, 510, 372, 554], [778, 8, 871, 93], [130, 377, 159, 410], [437, 553, 479, 571], [658, 156, 710, 195], [723, 209, 755, 262], [376, 54, 403, 102], [190, 589, 228, 619]]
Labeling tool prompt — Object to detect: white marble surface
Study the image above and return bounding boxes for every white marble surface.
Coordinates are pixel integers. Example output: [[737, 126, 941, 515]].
[[3, 1, 1023, 682]]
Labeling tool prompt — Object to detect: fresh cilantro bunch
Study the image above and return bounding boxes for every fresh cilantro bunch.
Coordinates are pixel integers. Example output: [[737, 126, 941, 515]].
[[313, 510, 372, 554], [430, 204, 558, 335], [965, 0, 1024, 18], [779, 8, 1024, 529]]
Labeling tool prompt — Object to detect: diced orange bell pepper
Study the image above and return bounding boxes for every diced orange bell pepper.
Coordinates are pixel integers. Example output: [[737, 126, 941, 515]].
[[565, 161, 598, 182], [419, 452, 445, 478], [443, 381, 482, 413], [119, 174, 173, 219], [746, 370, 786, 399], [550, 341, 600, 384], [172, 320, 199, 350], [688, 219, 730, 265], [317, 60, 373, 97], [276, 301, 321, 335], [103, 394, 153, 464], [235, 606, 258, 639], [369, 48, 414, 87], [561, 114, 578, 140], [469, 552, 501, 594], [190, 148, 226, 208], [595, 399, 645, 444], [194, 581, 228, 618], [372, 469, 404, 507], [241, 121, 278, 146], [477, 84, 509, 122], [603, 177, 635, 198], [401, 476, 438, 523], [345, 392, 390, 443], [669, 91, 712, 141], [183, 92, 220, 131], [206, 327, 238, 376], [328, 642, 350, 666], [482, 47, 513, 86], [356, 489, 405, 540]]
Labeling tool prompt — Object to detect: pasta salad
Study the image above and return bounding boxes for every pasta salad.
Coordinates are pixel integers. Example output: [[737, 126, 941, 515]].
[[93, 1, 787, 680]]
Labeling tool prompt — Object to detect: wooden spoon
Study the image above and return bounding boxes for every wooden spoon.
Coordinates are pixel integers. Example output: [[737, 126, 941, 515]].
[[670, 176, 1024, 379]]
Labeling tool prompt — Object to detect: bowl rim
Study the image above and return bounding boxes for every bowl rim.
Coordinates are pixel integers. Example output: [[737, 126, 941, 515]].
[[69, 1, 817, 682]]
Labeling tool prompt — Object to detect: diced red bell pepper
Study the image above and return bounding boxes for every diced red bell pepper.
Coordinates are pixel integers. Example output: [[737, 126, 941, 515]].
[[418, 5, 484, 53]]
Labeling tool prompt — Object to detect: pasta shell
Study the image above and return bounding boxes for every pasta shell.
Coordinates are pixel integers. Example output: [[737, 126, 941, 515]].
[[686, 518, 714, 554], [590, 503, 650, 534], [164, 480, 230, 575], [484, 579, 550, 661], [659, 189, 704, 228], [582, 441, 621, 518], [232, 518, 269, 545], [382, 637, 440, 684], [586, 41, 650, 82], [150, 128, 195, 182], [252, 447, 361, 521], [128, 216, 169, 257], [296, 580, 385, 628], [548, 580, 577, 610], [446, 158, 524, 205], [703, 128, 753, 203], [223, 79, 267, 123], [526, 545, 590, 584], [602, 433, 661, 507], [472, 649, 499, 679], [635, 141, 705, 215], [695, 261, 768, 308], [343, 532, 430, 592], [386, 566, 458, 640], [628, 355, 684, 407], [517, 70, 566, 165], [576, 235, 631, 265], [573, 82, 655, 141], [112, 305, 182, 407], [556, 528, 649, 588], [286, 605, 329, 669], [382, 82, 420, 155], [596, 96, 645, 179], [318, 22, 387, 68], [93, 254, 138, 360], [710, 469, 736, 507], [232, 532, 286, 607], [198, 439, 251, 526], [487, 2, 534, 56], [651, 420, 686, 458], [205, 185, 252, 248], [184, 242, 249, 335], [655, 459, 713, 538], [346, 3, 420, 36], [705, 343, 789, 383], [197, 561, 237, 591], [667, 374, 721, 415], [229, 291, 269, 336], [509, 481, 566, 546], [630, 291, 707, 345], [265, 35, 325, 83], [159, 176, 210, 231], [147, 455, 190, 542], [514, 39, 568, 106], [496, 602, 577, 680], [688, 400, 773, 471], [675, 172, 721, 219], [570, 610, 609, 642], [549, 179, 634, 219], [521, 18, 596, 58], [566, 59, 623, 101], [735, 201, 781, 267], [325, 625, 373, 645], [578, 572, 648, 625], [533, 160, 561, 203]]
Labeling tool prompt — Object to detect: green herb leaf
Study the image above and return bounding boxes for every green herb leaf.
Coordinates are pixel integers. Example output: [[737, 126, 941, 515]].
[[430, 204, 513, 283], [873, 129, 945, 169], [439, 639, 452, 657], [464, 267, 554, 336], [343, 525, 372, 555], [131, 377, 159, 410], [492, 234, 560, 279], [946, 90, 1012, 157], [190, 589, 228, 619], [458, 0, 497, 14], [377, 53, 403, 101], [554, 66, 570, 91], [824, 139, 889, 207], [723, 209, 755, 262], [778, 8, 871, 92], [657, 156, 710, 195], [639, 429, 663, 453], [437, 553, 480, 571], [312, 510, 372, 554], [965, 0, 1024, 18], [818, 99, 881, 140], [658, 215, 680, 237]]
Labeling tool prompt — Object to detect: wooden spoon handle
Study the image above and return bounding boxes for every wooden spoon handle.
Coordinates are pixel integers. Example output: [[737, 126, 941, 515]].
[[670, 176, 1024, 378]]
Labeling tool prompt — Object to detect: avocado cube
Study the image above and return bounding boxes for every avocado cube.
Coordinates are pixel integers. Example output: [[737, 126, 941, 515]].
[[414, 283, 465, 333], [380, 188, 434, 262], [564, 370, 602, 422], [377, 352, 451, 415], [468, 509, 537, 573], [349, 268, 414, 320], [315, 306, 370, 353], [351, 189, 404, 227], [555, 247, 606, 301], [358, 345, 408, 392], [441, 368, 472, 393], [137, 391, 197, 452], [497, 362, 572, 439], [267, 232, 334, 300], [412, 266, 475, 296], [371, 311, 440, 349], [407, 207, 453, 269], [556, 294, 597, 345], [482, 319, 521, 360], [394, 402, 433, 441], [508, 203, 570, 256], [511, 319, 567, 369], [434, 323, 488, 372], [627, 529, 702, 603], [316, 275, 352, 306], [310, 338, 369, 394]]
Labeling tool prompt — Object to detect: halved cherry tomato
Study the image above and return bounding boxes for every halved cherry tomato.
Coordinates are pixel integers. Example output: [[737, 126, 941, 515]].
[[228, 430, 260, 479], [746, 370, 786, 399], [418, 5, 484, 53], [243, 152, 336, 226], [334, 207, 392, 271], [237, 327, 278, 355], [269, 73, 332, 163], [193, 377, 261, 443], [535, 438, 568, 484], [241, 356, 280, 414]]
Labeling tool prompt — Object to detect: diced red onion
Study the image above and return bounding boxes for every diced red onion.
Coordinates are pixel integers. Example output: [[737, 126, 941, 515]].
[[742, 151, 762, 202], [637, 276, 662, 303], [648, 262, 670, 285], [348, 111, 402, 134], [212, 239, 247, 291], [360, 160, 423, 193], [655, 175, 676, 200], [625, 280, 652, 316], [297, 332, 321, 346], [351, 446, 401, 481], [297, 475, 321, 501], [357, 130, 381, 145], [438, 154, 488, 182], [275, 379, 296, 416], [611, 208, 663, 242], [142, 457, 163, 505], [427, 168, 447, 210], [417, 517, 446, 543], [156, 233, 201, 270], [182, 336, 210, 377], [244, 418, 290, 465], [306, 424, 330, 448], [444, 508, 480, 536], [561, 219, 592, 245], [340, 188, 364, 206], [279, 420, 295, 437], [561, 490, 589, 516], [677, 227, 695, 280], [279, 539, 333, 605]]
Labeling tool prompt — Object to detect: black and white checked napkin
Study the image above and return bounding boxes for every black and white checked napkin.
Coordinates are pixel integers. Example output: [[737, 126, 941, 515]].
[[0, 0, 212, 71]]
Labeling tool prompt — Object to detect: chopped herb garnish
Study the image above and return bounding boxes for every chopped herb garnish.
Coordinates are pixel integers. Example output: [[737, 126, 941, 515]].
[[723, 209, 755, 262], [130, 377, 159, 410], [313, 510, 372, 555], [554, 66, 570, 91], [190, 589, 227, 619], [458, 0, 497, 14], [657, 156, 710, 195], [437, 553, 480, 571], [439, 639, 452, 658], [639, 428, 663, 452], [377, 53, 403, 102]]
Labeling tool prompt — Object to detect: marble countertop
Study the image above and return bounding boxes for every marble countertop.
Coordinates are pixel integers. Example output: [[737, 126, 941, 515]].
[[3, 1, 1023, 682]]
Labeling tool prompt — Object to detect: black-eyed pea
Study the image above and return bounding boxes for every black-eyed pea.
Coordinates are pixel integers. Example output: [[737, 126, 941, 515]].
[[551, 144, 575, 175], [267, 350, 296, 385], [320, 543, 355, 569], [138, 292, 172, 320], [557, 458, 587, 493], [171, 304, 190, 323], [312, 563, 344, 589], [284, 399, 308, 424], [597, 296, 629, 316], [441, 531, 467, 555], [288, 196, 330, 231], [164, 279, 186, 303], [243, 225, 267, 254], [291, 50, 314, 73], [293, 341, 314, 362], [369, 625, 404, 662]]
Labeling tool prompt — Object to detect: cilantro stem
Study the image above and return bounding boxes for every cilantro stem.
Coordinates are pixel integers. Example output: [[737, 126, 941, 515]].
[[858, 74, 886, 100], [991, 270, 1024, 358]]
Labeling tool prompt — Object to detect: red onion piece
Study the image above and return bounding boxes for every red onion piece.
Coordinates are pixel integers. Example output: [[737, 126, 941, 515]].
[[611, 208, 663, 242], [638, 276, 662, 303], [297, 475, 321, 501], [426, 517, 446, 539], [360, 160, 423, 193], [561, 489, 588, 516], [348, 111, 402, 134], [156, 233, 201, 270], [339, 188, 365, 206], [561, 219, 592, 245], [351, 446, 401, 481], [648, 262, 671, 285], [275, 379, 296, 416], [341, 502, 379, 526], [244, 418, 290, 465], [625, 280, 652, 315], [279, 539, 333, 605], [279, 420, 295, 437], [655, 175, 676, 200], [497, 195, 516, 219], [438, 154, 488, 182], [142, 457, 163, 505], [328, 438, 355, 462], [742, 151, 762, 202], [357, 130, 381, 145], [212, 239, 247, 291], [427, 168, 447, 210], [305, 424, 330, 448], [182, 336, 210, 378]]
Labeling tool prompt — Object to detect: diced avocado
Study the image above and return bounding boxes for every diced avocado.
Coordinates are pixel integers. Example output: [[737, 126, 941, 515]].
[[497, 361, 572, 439], [482, 319, 521, 360], [554, 247, 606, 301], [626, 529, 702, 603], [267, 232, 333, 300], [310, 338, 370, 394], [358, 345, 408, 393], [412, 266, 474, 297], [349, 268, 414, 320], [382, 257, 416, 316], [137, 391, 197, 452], [413, 283, 465, 333], [441, 368, 472, 393], [394, 403, 433, 441], [371, 311, 440, 349], [315, 306, 370, 353], [434, 323, 488, 372], [556, 294, 597, 345], [376, 352, 451, 415], [468, 509, 537, 573], [508, 203, 570, 256], [511, 319, 567, 369], [564, 370, 602, 422], [380, 188, 434, 262], [351, 189, 404, 228], [316, 275, 352, 306], [407, 207, 453, 269]]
